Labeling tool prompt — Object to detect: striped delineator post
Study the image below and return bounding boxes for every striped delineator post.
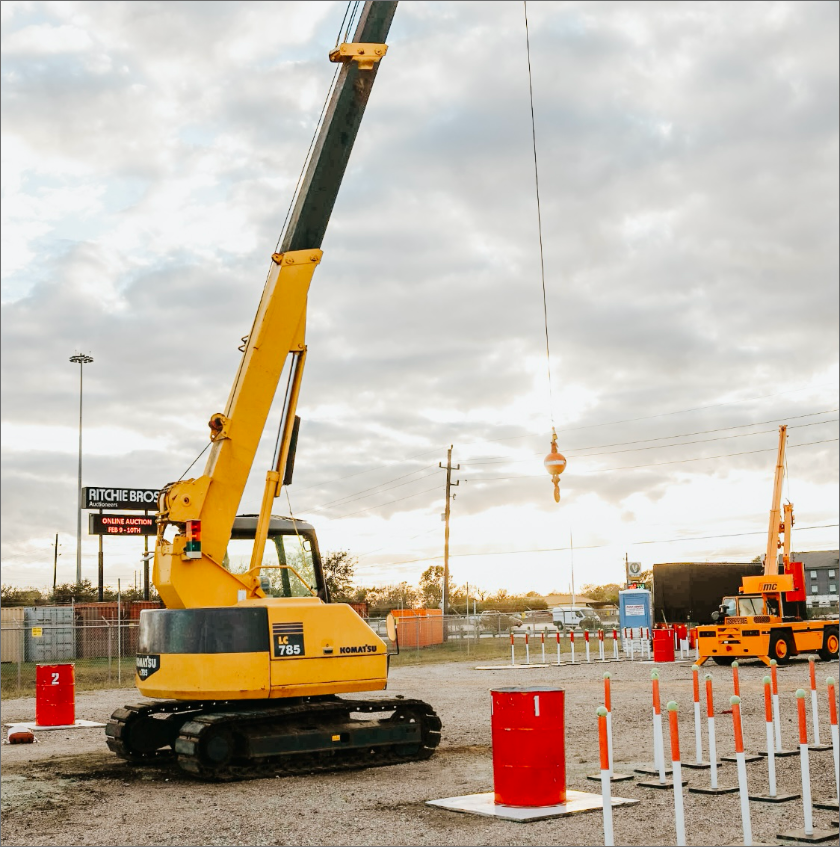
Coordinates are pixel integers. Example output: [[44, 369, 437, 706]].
[[624, 628, 634, 661], [811, 676, 839, 813], [585, 630, 592, 663], [765, 659, 796, 757], [510, 632, 516, 667], [777, 690, 837, 842], [612, 629, 619, 661], [682, 664, 710, 769], [569, 630, 576, 664], [525, 632, 531, 665], [589, 673, 633, 783], [808, 658, 831, 751], [540, 631, 546, 665], [750, 675, 798, 803], [666, 702, 686, 847], [690, 673, 738, 795], [637, 671, 683, 787], [597, 705, 614, 847], [598, 628, 606, 662], [723, 662, 760, 764], [730, 696, 754, 846], [556, 630, 562, 665]]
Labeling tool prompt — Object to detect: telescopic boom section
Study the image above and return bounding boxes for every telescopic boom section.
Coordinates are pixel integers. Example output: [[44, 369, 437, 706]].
[[154, 1, 397, 609], [763, 425, 788, 577]]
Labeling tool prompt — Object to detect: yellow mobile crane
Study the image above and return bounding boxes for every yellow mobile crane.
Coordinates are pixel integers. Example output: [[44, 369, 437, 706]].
[[696, 425, 839, 666], [106, 2, 442, 779]]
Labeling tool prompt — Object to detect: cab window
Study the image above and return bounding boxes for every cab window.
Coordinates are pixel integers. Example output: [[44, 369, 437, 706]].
[[738, 596, 765, 616], [721, 598, 737, 617], [222, 534, 318, 598]]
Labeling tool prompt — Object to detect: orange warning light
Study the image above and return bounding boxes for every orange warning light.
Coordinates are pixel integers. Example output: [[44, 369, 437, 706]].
[[544, 429, 566, 503]]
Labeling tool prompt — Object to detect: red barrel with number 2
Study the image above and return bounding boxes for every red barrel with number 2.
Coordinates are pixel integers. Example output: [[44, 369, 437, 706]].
[[36, 664, 75, 726]]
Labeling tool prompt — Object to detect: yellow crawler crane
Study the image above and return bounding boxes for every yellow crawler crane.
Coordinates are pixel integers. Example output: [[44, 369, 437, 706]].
[[106, 1, 441, 780], [696, 425, 838, 666]]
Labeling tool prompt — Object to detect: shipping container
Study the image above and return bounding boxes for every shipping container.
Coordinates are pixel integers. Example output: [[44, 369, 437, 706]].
[[1, 607, 25, 662], [390, 609, 444, 647], [24, 606, 75, 662], [652, 562, 763, 625]]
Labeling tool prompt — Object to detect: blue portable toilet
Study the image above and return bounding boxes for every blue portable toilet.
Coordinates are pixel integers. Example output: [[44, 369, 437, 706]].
[[619, 588, 652, 633]]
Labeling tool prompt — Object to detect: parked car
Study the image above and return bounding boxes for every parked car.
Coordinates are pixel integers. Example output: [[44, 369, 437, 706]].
[[515, 609, 556, 632], [479, 611, 523, 633]]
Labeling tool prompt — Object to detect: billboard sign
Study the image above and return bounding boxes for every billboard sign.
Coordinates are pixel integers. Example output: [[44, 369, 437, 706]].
[[89, 513, 157, 536], [83, 487, 159, 510]]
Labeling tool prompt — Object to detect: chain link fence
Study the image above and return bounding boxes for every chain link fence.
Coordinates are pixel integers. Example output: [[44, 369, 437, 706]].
[[1, 621, 139, 699]]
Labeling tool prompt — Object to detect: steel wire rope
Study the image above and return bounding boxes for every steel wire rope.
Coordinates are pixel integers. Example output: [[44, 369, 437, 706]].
[[522, 0, 555, 429]]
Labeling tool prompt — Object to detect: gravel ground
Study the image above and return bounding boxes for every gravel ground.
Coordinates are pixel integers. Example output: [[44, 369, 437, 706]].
[[1, 657, 838, 846]]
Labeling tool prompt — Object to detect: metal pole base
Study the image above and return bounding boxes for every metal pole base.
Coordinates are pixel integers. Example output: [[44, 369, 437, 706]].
[[812, 797, 839, 812], [586, 772, 635, 783], [633, 765, 673, 776], [689, 785, 740, 795], [681, 761, 715, 770], [775, 828, 838, 843], [748, 791, 800, 803], [807, 744, 834, 752], [758, 748, 798, 757], [637, 778, 688, 790], [721, 753, 762, 763]]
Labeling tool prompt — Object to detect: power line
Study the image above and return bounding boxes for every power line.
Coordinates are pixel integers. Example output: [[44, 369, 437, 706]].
[[364, 523, 839, 567], [466, 437, 839, 482]]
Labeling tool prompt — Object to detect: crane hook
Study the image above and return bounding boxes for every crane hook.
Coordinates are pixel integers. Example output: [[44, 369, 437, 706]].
[[544, 428, 567, 504]]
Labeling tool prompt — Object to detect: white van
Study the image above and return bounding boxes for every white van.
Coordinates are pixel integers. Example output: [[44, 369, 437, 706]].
[[552, 606, 599, 630]]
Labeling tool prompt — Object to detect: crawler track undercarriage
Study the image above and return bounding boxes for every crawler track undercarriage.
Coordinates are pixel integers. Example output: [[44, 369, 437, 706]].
[[106, 696, 441, 781]]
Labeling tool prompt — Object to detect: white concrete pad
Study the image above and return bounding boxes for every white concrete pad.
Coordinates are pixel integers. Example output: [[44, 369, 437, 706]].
[[8, 720, 106, 731], [474, 664, 551, 671], [426, 789, 639, 822]]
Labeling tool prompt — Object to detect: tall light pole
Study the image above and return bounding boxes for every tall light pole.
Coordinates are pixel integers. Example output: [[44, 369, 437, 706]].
[[70, 353, 93, 585]]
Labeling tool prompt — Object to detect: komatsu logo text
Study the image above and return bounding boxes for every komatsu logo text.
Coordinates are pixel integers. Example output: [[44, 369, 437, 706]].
[[339, 645, 378, 655]]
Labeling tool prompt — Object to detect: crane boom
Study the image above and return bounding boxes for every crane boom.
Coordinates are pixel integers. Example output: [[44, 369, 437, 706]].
[[153, 2, 397, 609], [763, 425, 787, 577]]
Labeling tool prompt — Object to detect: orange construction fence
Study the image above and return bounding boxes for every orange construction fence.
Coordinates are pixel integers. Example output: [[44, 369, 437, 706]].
[[389, 609, 444, 648]]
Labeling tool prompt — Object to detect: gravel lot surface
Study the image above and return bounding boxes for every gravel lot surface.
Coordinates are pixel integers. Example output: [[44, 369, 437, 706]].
[[2, 657, 838, 846]]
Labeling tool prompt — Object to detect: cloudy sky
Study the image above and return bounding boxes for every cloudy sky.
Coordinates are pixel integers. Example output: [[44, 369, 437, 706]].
[[2, 0, 838, 597]]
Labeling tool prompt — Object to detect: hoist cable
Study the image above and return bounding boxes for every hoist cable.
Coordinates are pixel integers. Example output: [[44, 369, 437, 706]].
[[523, 1, 554, 428]]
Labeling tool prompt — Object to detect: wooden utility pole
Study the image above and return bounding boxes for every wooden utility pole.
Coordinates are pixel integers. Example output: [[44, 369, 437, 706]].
[[53, 533, 59, 594], [439, 445, 459, 618]]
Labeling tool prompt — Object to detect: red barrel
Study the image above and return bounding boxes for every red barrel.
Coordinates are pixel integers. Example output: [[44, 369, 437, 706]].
[[35, 664, 75, 726], [688, 628, 697, 649], [652, 628, 675, 663], [491, 687, 566, 806], [674, 624, 688, 644]]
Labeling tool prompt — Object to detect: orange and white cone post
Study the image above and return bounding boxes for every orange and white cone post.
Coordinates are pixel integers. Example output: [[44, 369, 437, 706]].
[[525, 632, 531, 665], [667, 702, 686, 847], [808, 658, 830, 750], [768, 659, 796, 757], [777, 689, 836, 842], [585, 630, 592, 663], [730, 696, 754, 846], [612, 628, 620, 661], [750, 676, 799, 803], [691, 665, 704, 767], [569, 630, 576, 664], [540, 631, 546, 664], [597, 705, 614, 847], [636, 670, 675, 786], [510, 632, 516, 667], [690, 674, 738, 795], [797, 689, 815, 836], [555, 630, 562, 665], [822, 676, 839, 807], [598, 628, 606, 662]]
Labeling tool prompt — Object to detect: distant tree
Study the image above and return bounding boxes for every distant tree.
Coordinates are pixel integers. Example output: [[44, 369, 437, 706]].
[[50, 580, 100, 604], [482, 590, 548, 613], [362, 583, 419, 617], [419, 565, 445, 609], [579, 583, 622, 605], [751, 555, 763, 563], [322, 550, 356, 601], [1, 585, 44, 606]]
